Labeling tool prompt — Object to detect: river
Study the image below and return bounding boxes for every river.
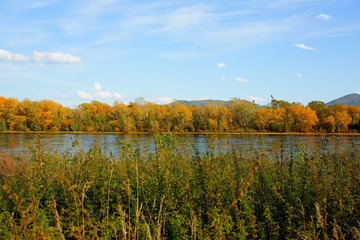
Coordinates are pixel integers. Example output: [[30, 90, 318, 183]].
[[1, 133, 359, 155]]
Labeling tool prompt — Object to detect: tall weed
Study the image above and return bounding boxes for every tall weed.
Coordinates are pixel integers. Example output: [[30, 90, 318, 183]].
[[0, 133, 359, 239]]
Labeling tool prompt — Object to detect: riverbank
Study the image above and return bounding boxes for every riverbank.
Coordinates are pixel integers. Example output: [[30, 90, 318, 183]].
[[1, 130, 360, 136]]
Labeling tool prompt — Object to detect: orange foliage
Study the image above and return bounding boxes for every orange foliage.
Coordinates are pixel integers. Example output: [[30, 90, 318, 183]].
[[0, 96, 359, 133], [289, 105, 319, 132], [334, 110, 352, 132]]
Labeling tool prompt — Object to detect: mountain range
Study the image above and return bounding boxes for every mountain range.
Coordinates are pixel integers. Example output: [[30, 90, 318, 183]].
[[326, 93, 360, 106], [171, 93, 360, 107], [171, 100, 229, 107]]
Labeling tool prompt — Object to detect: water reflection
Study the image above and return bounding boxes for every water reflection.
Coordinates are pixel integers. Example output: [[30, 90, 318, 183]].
[[0, 133, 359, 155]]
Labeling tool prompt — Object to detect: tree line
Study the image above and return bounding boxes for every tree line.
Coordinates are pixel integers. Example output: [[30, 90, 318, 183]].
[[0, 96, 359, 133]]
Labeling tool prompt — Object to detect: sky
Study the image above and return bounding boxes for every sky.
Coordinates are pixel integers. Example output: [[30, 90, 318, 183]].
[[1, 0, 360, 107]]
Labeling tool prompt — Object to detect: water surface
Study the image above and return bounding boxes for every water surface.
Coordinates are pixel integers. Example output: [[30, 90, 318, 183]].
[[1, 133, 359, 156]]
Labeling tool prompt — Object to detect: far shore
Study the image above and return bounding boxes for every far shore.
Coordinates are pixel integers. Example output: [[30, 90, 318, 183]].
[[1, 130, 360, 136]]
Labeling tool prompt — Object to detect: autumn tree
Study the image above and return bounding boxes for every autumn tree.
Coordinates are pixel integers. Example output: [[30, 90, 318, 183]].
[[1, 98, 20, 131], [0, 97, 10, 130], [15, 99, 37, 131], [253, 108, 273, 131], [198, 103, 230, 132], [218, 106, 232, 132], [76, 101, 113, 132], [141, 102, 160, 131], [323, 115, 336, 133], [40, 100, 69, 131], [171, 104, 193, 131], [157, 104, 173, 132], [229, 98, 256, 130], [334, 109, 352, 132], [270, 98, 296, 132], [327, 105, 352, 132], [128, 101, 144, 131], [307, 101, 331, 132], [253, 107, 287, 132], [347, 105, 360, 132], [201, 104, 218, 131], [0, 95, 357, 133], [270, 99, 291, 109], [111, 101, 133, 132], [288, 105, 319, 132]]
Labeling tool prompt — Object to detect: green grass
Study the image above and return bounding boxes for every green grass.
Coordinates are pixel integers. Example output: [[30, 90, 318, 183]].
[[0, 133, 359, 239]]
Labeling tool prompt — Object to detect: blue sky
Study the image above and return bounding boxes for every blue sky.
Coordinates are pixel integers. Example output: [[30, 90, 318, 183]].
[[1, 0, 359, 107]]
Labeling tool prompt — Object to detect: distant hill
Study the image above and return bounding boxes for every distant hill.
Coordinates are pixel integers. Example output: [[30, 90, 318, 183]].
[[171, 100, 229, 107], [171, 99, 259, 107], [171, 94, 360, 107], [327, 93, 360, 106]]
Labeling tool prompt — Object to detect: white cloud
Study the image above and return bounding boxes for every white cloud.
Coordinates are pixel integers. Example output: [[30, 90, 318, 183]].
[[32, 51, 82, 64], [217, 62, 226, 68], [0, 49, 81, 64], [0, 49, 30, 62], [316, 14, 332, 21], [234, 77, 248, 82], [294, 43, 315, 50], [76, 91, 93, 100], [160, 5, 211, 32], [156, 96, 175, 104], [113, 92, 122, 99], [76, 83, 122, 100], [221, 77, 227, 81], [145, 96, 183, 104], [94, 90, 122, 99], [118, 4, 215, 42], [92, 83, 102, 91], [248, 96, 265, 103], [296, 73, 303, 78], [57, 1, 313, 51], [94, 91, 112, 98]]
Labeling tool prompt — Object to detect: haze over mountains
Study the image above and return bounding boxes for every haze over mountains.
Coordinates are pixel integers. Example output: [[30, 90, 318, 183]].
[[171, 93, 360, 107]]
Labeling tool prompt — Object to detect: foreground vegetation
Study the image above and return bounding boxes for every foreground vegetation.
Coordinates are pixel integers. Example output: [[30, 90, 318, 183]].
[[1, 96, 360, 133], [0, 133, 359, 239]]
